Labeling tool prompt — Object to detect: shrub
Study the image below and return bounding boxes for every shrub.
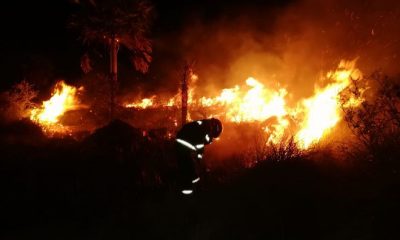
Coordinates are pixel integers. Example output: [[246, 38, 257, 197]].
[[340, 72, 400, 168], [0, 81, 38, 122]]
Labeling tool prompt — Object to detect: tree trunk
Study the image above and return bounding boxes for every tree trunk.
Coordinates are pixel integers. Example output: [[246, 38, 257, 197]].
[[109, 37, 119, 120]]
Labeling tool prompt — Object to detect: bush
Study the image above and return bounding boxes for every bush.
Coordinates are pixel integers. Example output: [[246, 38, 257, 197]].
[[0, 80, 38, 122], [340, 72, 400, 168]]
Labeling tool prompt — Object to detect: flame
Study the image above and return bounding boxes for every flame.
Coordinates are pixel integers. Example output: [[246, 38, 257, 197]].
[[30, 81, 83, 134], [125, 96, 155, 108], [196, 77, 290, 144], [123, 59, 364, 149], [124, 72, 199, 109], [265, 117, 290, 144], [196, 78, 287, 120], [294, 60, 363, 149]]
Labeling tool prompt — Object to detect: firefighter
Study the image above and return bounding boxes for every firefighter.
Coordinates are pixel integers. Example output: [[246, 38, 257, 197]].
[[175, 118, 222, 195]]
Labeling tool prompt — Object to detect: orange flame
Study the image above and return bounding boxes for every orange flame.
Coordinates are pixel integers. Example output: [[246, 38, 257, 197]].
[[196, 77, 290, 144], [125, 96, 156, 108], [30, 81, 83, 135]]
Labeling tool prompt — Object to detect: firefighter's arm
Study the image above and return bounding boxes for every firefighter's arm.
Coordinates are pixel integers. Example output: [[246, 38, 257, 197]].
[[195, 144, 205, 160]]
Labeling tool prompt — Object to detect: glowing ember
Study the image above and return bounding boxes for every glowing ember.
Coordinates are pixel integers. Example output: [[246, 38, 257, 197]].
[[125, 96, 156, 108], [30, 81, 83, 134]]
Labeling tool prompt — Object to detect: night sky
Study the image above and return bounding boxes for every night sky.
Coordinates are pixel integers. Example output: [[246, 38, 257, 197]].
[[0, 0, 295, 91]]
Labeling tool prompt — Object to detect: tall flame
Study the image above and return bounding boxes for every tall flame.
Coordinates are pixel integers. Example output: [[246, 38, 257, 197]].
[[294, 60, 362, 149]]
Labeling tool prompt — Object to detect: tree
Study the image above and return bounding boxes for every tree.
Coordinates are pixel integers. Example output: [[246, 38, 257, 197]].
[[340, 72, 400, 164], [69, 0, 153, 119], [180, 60, 196, 127]]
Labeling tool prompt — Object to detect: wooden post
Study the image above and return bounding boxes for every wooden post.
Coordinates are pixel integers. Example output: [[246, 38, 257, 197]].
[[109, 36, 119, 119], [181, 63, 190, 127]]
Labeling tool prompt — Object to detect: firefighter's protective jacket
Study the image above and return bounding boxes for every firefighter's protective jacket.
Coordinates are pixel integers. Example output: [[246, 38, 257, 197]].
[[175, 120, 213, 154]]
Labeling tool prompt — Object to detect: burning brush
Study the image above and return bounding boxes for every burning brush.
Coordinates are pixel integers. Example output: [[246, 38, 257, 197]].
[[30, 81, 85, 135], [25, 59, 364, 149], [123, 59, 364, 149]]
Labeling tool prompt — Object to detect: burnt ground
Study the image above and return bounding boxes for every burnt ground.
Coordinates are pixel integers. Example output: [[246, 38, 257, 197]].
[[0, 120, 399, 240]]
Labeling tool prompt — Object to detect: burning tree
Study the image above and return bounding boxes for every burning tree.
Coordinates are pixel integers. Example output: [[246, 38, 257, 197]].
[[68, 0, 154, 119]]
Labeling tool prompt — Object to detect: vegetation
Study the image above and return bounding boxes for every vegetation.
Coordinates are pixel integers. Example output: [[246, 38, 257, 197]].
[[2, 67, 400, 239], [68, 0, 154, 118], [0, 80, 38, 123], [340, 72, 400, 171], [2, 101, 400, 239]]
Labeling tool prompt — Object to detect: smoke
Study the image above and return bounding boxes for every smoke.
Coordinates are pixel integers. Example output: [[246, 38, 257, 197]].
[[120, 0, 400, 162], [148, 0, 400, 103]]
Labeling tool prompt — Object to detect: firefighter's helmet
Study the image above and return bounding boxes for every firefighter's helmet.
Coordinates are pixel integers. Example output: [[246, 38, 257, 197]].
[[209, 118, 222, 138]]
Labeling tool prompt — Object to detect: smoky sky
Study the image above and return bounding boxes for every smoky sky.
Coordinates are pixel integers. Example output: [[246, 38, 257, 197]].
[[0, 0, 294, 91], [115, 0, 300, 97], [1, 0, 400, 101], [147, 0, 400, 102]]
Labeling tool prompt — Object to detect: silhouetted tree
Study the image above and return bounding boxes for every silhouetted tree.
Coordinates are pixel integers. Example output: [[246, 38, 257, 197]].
[[69, 0, 153, 119], [180, 61, 196, 126], [340, 72, 400, 164]]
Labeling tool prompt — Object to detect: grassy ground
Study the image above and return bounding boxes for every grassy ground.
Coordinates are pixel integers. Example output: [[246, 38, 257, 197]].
[[1, 120, 399, 240]]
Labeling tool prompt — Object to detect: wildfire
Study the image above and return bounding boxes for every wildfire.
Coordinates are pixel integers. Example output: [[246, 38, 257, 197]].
[[123, 59, 364, 149], [30, 81, 83, 134], [123, 73, 198, 109], [294, 60, 363, 149]]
